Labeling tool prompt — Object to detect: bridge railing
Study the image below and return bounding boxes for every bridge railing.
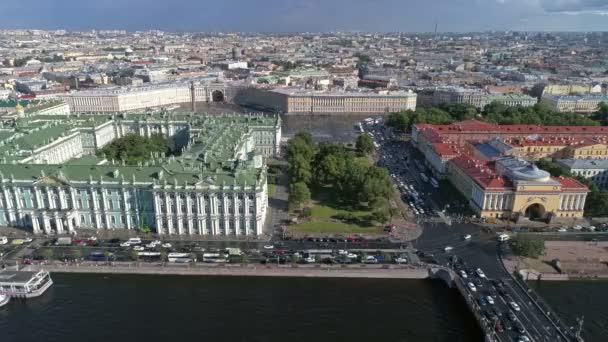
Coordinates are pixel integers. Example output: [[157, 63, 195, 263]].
[[498, 245, 579, 341], [511, 273, 577, 339]]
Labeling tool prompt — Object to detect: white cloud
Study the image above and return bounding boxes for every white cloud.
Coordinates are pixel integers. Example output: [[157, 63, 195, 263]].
[[539, 0, 608, 14]]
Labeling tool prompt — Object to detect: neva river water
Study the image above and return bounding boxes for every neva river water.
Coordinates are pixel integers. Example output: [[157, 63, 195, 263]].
[[531, 280, 608, 341], [2, 274, 482, 342]]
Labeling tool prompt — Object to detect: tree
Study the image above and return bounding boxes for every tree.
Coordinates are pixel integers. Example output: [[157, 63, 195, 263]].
[[140, 225, 152, 234], [535, 160, 569, 177], [40, 248, 54, 261], [289, 182, 311, 208], [356, 134, 375, 155], [591, 102, 608, 126], [71, 249, 82, 261], [371, 207, 390, 224], [386, 111, 411, 132], [98, 133, 171, 165], [510, 235, 545, 258], [585, 190, 608, 217], [315, 153, 346, 185], [288, 153, 313, 184], [360, 166, 394, 204]]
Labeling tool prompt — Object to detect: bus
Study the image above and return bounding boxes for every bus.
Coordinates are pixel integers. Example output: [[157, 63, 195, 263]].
[[202, 253, 226, 263], [430, 177, 439, 188], [88, 251, 108, 262], [420, 173, 429, 182], [168, 252, 195, 263]]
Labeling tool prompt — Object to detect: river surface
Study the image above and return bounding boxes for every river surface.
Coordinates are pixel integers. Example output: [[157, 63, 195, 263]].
[[530, 280, 608, 341], [1, 274, 482, 342]]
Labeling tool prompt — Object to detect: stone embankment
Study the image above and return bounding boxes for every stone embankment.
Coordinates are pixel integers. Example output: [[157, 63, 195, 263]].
[[24, 262, 431, 279]]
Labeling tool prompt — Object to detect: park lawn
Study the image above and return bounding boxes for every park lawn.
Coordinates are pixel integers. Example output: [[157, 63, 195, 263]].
[[291, 183, 385, 235], [291, 221, 383, 235], [310, 202, 370, 220]]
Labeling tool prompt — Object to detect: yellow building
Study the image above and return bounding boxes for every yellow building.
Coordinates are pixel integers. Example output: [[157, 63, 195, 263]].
[[447, 156, 588, 221], [564, 143, 608, 159]]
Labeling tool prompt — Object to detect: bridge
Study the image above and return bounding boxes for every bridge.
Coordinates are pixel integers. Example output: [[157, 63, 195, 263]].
[[429, 260, 583, 342]]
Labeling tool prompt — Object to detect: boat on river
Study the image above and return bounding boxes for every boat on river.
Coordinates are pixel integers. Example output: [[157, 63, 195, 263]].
[[0, 269, 53, 298], [0, 294, 9, 307]]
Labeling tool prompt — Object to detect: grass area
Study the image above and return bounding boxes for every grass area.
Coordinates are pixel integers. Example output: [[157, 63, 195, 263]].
[[290, 184, 382, 236], [268, 184, 277, 197], [291, 221, 382, 235], [309, 202, 370, 220]]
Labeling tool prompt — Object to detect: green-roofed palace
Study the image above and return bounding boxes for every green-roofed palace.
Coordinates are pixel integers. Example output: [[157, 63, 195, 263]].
[[0, 110, 281, 236]]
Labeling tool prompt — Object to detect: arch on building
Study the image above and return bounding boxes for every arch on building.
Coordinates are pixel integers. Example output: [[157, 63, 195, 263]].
[[211, 90, 225, 103], [524, 203, 546, 220]]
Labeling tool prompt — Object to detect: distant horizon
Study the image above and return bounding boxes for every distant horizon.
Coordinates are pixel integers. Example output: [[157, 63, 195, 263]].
[[1, 1, 607, 32], [1, 28, 607, 34]]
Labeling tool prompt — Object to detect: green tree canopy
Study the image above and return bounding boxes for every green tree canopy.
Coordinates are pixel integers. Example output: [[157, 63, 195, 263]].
[[98, 134, 171, 165], [510, 235, 545, 258], [355, 134, 375, 155], [591, 102, 608, 126], [289, 182, 311, 208], [386, 111, 411, 132]]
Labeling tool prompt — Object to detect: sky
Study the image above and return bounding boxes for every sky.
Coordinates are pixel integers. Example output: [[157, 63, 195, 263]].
[[0, 0, 607, 32]]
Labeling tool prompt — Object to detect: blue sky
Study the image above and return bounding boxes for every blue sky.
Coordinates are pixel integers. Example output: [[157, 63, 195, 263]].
[[1, 0, 607, 32]]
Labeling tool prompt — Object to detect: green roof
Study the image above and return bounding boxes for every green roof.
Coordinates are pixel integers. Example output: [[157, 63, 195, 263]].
[[0, 112, 278, 188]]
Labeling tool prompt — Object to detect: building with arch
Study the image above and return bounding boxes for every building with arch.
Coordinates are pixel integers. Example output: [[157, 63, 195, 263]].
[[447, 156, 588, 221], [59, 81, 241, 113]]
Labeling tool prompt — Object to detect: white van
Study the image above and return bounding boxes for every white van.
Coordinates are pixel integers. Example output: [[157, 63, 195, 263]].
[[127, 237, 142, 245], [497, 234, 510, 242], [0, 236, 8, 245]]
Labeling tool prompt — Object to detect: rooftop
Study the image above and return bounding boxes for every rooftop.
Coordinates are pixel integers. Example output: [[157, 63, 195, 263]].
[[556, 159, 608, 170], [0, 113, 279, 187]]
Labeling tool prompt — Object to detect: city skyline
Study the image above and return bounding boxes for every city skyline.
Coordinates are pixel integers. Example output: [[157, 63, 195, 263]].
[[1, 0, 607, 32]]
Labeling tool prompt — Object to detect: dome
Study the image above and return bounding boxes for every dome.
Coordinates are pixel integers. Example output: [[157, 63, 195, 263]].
[[511, 164, 551, 182]]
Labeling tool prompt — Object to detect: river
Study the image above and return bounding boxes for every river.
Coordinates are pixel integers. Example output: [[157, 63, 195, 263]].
[[1, 275, 482, 342], [530, 280, 608, 341]]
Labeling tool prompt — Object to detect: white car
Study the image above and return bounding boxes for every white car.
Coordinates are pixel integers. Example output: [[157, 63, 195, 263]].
[[346, 253, 358, 259], [459, 270, 468, 279], [88, 236, 98, 242], [133, 246, 145, 251], [395, 257, 408, 264], [557, 228, 568, 233], [463, 234, 472, 240], [24, 237, 33, 243], [486, 296, 495, 305], [518, 335, 530, 342], [0, 237, 8, 245], [364, 256, 378, 264], [263, 245, 274, 250], [510, 301, 521, 311], [444, 246, 454, 252], [161, 243, 172, 248], [467, 282, 477, 292], [476, 268, 486, 278], [120, 241, 131, 247]]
